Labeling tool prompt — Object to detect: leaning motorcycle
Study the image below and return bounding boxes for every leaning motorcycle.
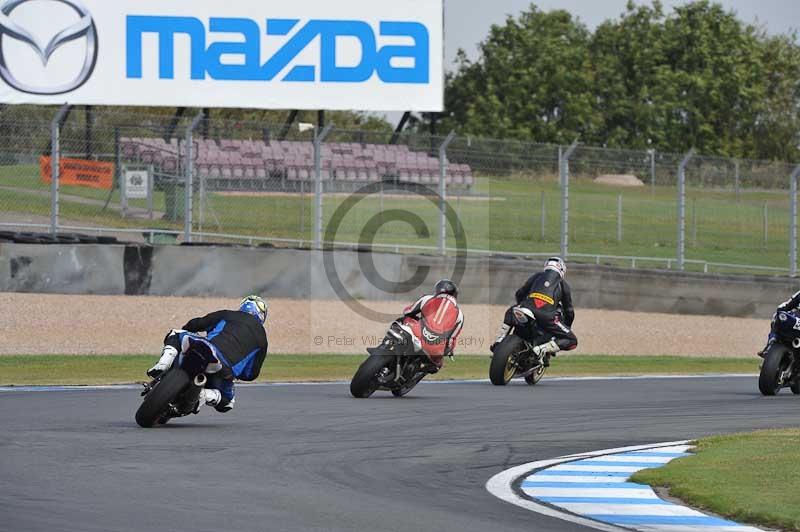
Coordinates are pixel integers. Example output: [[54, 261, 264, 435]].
[[350, 318, 446, 398], [489, 306, 550, 386], [135, 339, 219, 427], [758, 311, 800, 396]]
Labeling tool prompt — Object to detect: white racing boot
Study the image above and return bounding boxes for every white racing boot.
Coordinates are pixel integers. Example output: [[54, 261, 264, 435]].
[[490, 324, 511, 353], [147, 346, 178, 378], [532, 340, 560, 367], [199, 388, 222, 406], [199, 389, 235, 413]]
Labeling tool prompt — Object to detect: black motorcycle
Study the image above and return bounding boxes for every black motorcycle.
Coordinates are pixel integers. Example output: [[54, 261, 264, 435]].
[[135, 340, 218, 427], [758, 311, 800, 396], [350, 320, 441, 398], [489, 306, 550, 386]]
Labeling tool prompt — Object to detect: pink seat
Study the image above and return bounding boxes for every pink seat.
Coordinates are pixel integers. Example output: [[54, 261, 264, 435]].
[[356, 161, 369, 181], [162, 157, 178, 173]]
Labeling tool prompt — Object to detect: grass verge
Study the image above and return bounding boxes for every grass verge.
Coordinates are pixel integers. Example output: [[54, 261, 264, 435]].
[[632, 429, 800, 531], [0, 354, 758, 386]]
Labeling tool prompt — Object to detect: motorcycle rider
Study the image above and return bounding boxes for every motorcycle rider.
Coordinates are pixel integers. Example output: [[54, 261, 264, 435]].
[[492, 257, 577, 365], [401, 279, 464, 374], [757, 290, 800, 358], [147, 295, 269, 413]]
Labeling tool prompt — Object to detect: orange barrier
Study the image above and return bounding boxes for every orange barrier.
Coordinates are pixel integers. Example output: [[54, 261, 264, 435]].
[[40, 156, 114, 190]]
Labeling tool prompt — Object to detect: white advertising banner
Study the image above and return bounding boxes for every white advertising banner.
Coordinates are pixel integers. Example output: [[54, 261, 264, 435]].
[[0, 0, 443, 111]]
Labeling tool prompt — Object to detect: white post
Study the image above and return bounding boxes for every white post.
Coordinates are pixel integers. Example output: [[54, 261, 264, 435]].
[[184, 112, 204, 243], [790, 166, 800, 276], [313, 123, 334, 250], [50, 104, 71, 235], [438, 131, 456, 256], [677, 149, 695, 271], [560, 139, 579, 258], [540, 190, 546, 240]]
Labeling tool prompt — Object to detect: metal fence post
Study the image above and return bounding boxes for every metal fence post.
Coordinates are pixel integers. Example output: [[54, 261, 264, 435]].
[[649, 149, 656, 197], [617, 194, 623, 243], [560, 139, 579, 259], [50, 104, 71, 235], [734, 160, 740, 202], [540, 190, 546, 241], [438, 131, 457, 256], [677, 149, 695, 271], [791, 166, 800, 276], [184, 111, 204, 243], [313, 123, 334, 250]]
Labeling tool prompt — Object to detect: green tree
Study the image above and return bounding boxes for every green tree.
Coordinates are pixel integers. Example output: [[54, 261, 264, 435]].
[[443, 1, 800, 161], [589, 1, 667, 149], [441, 5, 599, 143], [655, 1, 765, 156], [752, 33, 800, 161]]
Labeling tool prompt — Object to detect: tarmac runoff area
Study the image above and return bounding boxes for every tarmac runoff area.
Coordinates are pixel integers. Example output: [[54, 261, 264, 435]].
[[1, 375, 798, 532]]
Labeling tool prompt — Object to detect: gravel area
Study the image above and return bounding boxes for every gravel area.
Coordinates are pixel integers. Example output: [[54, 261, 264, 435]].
[[0, 292, 767, 357]]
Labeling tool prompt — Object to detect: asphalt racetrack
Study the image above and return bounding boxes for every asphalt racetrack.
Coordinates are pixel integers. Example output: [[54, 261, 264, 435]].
[[1, 376, 799, 532]]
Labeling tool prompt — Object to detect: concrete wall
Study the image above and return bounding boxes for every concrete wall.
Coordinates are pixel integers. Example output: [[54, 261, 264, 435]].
[[1, 242, 796, 318]]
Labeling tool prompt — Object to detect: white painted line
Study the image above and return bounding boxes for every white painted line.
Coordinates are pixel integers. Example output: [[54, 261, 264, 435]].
[[634, 526, 764, 532], [0, 374, 757, 393], [547, 464, 647, 473], [580, 455, 676, 463], [521, 487, 660, 499], [556, 503, 705, 516]]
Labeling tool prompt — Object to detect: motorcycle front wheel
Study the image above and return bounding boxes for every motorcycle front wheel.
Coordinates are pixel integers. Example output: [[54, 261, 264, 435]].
[[759, 344, 790, 396], [525, 364, 546, 385], [391, 370, 426, 397]]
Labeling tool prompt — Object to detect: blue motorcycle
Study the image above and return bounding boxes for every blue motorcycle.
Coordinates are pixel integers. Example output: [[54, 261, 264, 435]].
[[759, 311, 800, 396]]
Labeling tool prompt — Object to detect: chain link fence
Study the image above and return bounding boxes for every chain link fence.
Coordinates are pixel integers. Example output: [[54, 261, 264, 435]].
[[1, 105, 798, 275]]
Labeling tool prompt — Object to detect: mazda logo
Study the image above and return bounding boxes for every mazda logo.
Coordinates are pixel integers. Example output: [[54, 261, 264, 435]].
[[0, 0, 97, 95]]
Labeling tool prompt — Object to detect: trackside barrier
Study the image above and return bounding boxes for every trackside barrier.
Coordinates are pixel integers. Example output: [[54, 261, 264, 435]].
[[0, 106, 799, 275]]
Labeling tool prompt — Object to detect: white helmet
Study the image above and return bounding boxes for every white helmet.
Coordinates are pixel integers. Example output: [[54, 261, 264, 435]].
[[544, 257, 566, 278]]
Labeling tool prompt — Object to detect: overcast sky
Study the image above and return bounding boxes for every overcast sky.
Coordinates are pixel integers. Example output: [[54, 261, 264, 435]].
[[445, 0, 800, 68]]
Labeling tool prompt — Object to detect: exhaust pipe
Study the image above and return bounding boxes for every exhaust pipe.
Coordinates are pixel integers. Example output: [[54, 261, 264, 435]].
[[193, 374, 207, 387]]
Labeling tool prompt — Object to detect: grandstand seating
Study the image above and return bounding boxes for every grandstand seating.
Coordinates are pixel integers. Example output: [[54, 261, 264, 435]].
[[119, 137, 474, 189]]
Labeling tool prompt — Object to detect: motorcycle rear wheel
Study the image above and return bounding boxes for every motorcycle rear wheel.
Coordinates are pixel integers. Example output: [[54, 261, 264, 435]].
[[490, 336, 523, 386], [135, 369, 190, 428], [350, 354, 393, 398], [759, 344, 789, 396]]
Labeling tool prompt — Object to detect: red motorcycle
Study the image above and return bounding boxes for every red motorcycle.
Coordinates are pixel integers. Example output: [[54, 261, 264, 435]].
[[350, 317, 451, 398]]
